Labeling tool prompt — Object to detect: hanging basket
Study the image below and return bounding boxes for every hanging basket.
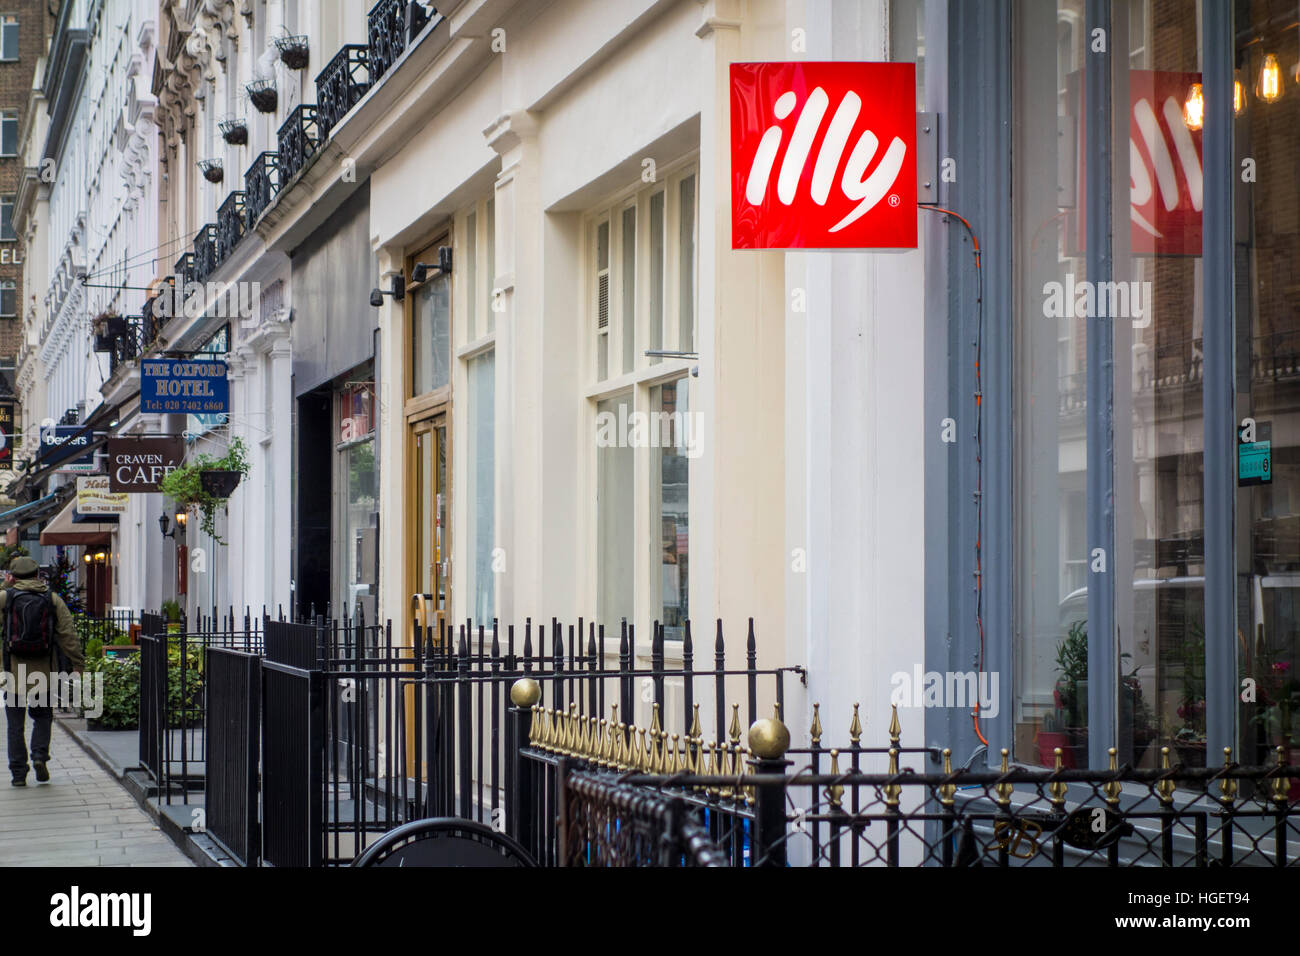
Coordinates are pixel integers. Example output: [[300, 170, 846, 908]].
[[218, 117, 248, 145], [200, 470, 243, 498], [197, 158, 224, 184], [275, 34, 310, 70], [246, 79, 278, 114]]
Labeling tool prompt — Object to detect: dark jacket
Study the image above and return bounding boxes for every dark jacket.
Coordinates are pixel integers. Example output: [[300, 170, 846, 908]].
[[0, 579, 84, 682]]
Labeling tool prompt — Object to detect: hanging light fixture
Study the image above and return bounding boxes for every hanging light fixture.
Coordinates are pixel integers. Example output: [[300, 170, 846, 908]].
[[1234, 70, 1246, 115], [1183, 82, 1205, 129], [1257, 52, 1283, 103]]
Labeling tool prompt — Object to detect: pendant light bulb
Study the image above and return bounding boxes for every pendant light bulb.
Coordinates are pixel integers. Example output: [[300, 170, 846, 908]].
[[1258, 52, 1283, 103], [1183, 82, 1204, 130]]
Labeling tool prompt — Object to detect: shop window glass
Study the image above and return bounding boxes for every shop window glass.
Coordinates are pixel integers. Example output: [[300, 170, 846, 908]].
[[597, 394, 634, 635], [650, 378, 690, 641], [412, 270, 450, 395], [678, 175, 695, 354], [467, 351, 495, 626]]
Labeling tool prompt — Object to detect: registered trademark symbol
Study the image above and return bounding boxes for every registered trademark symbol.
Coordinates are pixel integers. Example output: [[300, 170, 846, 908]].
[[887, 194, 901, 207]]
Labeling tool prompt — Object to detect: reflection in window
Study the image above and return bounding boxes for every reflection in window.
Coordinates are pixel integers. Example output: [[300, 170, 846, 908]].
[[412, 272, 449, 395], [651, 379, 690, 641]]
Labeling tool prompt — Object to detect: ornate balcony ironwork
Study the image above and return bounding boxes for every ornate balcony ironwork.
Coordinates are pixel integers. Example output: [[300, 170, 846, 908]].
[[368, 0, 414, 83], [244, 152, 281, 227], [217, 191, 247, 262], [193, 223, 219, 283], [142, 276, 175, 345], [277, 104, 321, 183], [174, 252, 195, 289], [315, 44, 370, 139], [108, 319, 142, 378]]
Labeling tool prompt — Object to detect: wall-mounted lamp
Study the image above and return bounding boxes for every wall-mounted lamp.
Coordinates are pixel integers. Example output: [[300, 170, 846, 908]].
[[369, 275, 406, 307], [159, 512, 184, 539], [411, 247, 454, 284]]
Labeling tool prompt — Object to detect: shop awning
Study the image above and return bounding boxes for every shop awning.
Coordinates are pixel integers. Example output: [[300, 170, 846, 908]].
[[39, 496, 115, 546], [0, 491, 63, 532]]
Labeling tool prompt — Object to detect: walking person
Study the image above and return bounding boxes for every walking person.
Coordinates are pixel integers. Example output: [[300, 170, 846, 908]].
[[1, 556, 83, 786]]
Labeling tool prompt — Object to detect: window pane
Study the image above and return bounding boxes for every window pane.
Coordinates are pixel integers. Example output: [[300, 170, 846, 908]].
[[468, 351, 495, 625], [678, 175, 695, 353], [1012, 0, 1089, 767], [337, 436, 377, 621], [0, 200, 12, 241], [1234, 4, 1300, 773], [597, 395, 634, 635], [485, 198, 495, 333], [0, 283, 13, 318], [412, 271, 450, 394], [2, 22, 16, 61], [1, 116, 14, 155], [650, 379, 690, 641], [621, 206, 636, 373], [1114, 2, 1204, 770], [649, 191, 664, 363]]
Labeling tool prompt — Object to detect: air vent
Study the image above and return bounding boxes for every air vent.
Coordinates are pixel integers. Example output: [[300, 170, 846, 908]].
[[597, 271, 609, 330]]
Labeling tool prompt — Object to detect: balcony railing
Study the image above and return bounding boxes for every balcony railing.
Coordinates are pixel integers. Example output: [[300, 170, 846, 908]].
[[174, 252, 195, 290], [277, 104, 321, 183], [217, 191, 247, 262], [368, 0, 431, 83], [316, 44, 370, 140], [244, 152, 280, 227], [108, 319, 142, 378], [193, 223, 219, 284]]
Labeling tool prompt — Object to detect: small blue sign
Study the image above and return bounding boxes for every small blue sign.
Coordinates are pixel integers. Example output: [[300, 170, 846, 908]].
[[1239, 440, 1271, 486], [141, 359, 229, 415], [38, 424, 96, 470]]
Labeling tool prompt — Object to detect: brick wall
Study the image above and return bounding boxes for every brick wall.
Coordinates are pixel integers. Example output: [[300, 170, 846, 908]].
[[0, 0, 46, 371]]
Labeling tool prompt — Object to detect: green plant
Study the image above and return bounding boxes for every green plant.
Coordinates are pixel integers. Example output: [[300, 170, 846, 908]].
[[160, 599, 181, 623], [1054, 620, 1089, 726], [86, 655, 140, 729], [85, 638, 104, 661], [158, 436, 251, 543]]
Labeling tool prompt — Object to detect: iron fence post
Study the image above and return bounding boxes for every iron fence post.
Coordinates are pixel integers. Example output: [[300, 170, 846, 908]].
[[509, 678, 540, 850], [748, 712, 791, 868]]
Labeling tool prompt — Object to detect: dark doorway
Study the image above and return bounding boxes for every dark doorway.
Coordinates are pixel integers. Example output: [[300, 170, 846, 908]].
[[296, 387, 332, 620]]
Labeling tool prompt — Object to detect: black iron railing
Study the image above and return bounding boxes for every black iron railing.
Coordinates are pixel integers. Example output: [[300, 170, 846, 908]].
[[216, 191, 246, 262], [108, 319, 142, 377], [206, 647, 262, 866], [367, 0, 408, 83], [316, 44, 370, 139], [277, 104, 321, 183], [174, 252, 195, 290], [193, 223, 219, 283], [244, 151, 280, 226]]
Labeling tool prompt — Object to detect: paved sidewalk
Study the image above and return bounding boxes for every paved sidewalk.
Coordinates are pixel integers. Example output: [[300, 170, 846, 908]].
[[0, 722, 192, 867]]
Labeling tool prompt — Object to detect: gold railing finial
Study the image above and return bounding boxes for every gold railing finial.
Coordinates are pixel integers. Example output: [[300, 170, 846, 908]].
[[729, 704, 741, 746], [510, 677, 540, 709], [884, 747, 901, 807], [748, 712, 791, 760], [888, 703, 901, 749], [938, 748, 956, 807], [689, 703, 702, 741], [1103, 747, 1122, 806], [1048, 748, 1067, 807], [1273, 746, 1292, 806], [827, 749, 844, 809], [849, 703, 862, 745], [994, 747, 1012, 806], [810, 703, 822, 747], [1156, 746, 1175, 805], [1219, 747, 1239, 804]]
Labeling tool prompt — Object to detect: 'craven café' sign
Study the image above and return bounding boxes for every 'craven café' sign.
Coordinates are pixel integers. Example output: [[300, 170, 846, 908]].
[[141, 359, 229, 415], [730, 61, 917, 250], [108, 437, 185, 493]]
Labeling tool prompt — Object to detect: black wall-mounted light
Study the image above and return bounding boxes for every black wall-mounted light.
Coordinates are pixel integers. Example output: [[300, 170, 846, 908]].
[[411, 246, 453, 284], [369, 274, 406, 307]]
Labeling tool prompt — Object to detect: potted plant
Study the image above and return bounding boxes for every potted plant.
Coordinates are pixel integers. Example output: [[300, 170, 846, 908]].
[[91, 310, 124, 352], [159, 437, 251, 544], [1053, 620, 1090, 767], [197, 158, 224, 184], [275, 33, 310, 69], [246, 78, 277, 113], [218, 116, 248, 145], [1036, 710, 1073, 768]]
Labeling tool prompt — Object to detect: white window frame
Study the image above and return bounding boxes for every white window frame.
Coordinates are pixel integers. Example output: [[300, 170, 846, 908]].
[[0, 111, 16, 157], [0, 195, 14, 242], [583, 156, 699, 652], [0, 16, 17, 62], [0, 279, 16, 318]]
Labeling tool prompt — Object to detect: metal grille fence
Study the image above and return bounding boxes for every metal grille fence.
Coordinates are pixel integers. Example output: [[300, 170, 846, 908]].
[[205, 648, 261, 865]]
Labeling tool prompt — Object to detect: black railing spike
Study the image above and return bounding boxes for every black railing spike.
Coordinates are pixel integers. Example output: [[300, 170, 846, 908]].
[[522, 623, 532, 672], [507, 623, 515, 664], [491, 622, 500, 657]]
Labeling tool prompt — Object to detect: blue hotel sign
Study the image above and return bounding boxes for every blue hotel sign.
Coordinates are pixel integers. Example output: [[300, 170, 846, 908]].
[[141, 359, 229, 415]]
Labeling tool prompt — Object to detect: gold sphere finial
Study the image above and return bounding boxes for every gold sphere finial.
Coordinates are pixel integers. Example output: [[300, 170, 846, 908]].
[[747, 716, 791, 759], [510, 677, 541, 707]]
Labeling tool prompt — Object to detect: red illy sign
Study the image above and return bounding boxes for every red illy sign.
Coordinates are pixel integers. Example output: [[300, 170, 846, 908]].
[[730, 61, 917, 250]]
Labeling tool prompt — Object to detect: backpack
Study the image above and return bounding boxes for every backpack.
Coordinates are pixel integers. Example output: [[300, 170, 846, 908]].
[[4, 588, 56, 658]]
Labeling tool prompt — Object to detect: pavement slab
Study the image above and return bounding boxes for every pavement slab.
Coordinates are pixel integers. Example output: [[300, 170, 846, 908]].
[[0, 723, 192, 867]]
